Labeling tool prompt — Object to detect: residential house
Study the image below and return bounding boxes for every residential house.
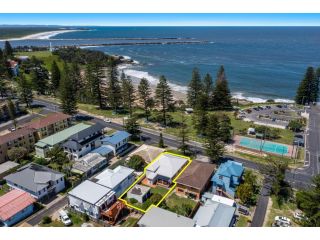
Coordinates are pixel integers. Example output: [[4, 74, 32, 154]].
[[90, 145, 114, 158], [175, 161, 215, 200], [100, 131, 131, 156], [0, 127, 36, 163], [72, 153, 108, 178], [211, 160, 244, 198], [193, 198, 236, 227], [127, 184, 151, 203], [91, 166, 135, 197], [62, 122, 106, 160], [146, 153, 188, 186], [137, 206, 195, 227], [34, 123, 92, 158], [68, 180, 116, 219], [25, 112, 71, 139], [4, 163, 65, 200], [0, 189, 36, 227]]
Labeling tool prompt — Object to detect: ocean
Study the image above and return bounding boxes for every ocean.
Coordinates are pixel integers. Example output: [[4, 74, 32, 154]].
[[3, 26, 320, 102]]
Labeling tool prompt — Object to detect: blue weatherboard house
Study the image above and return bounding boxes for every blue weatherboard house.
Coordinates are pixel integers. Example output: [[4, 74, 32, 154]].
[[211, 160, 244, 198], [100, 131, 131, 156]]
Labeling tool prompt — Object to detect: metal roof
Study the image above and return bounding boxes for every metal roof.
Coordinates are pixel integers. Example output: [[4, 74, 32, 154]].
[[91, 145, 114, 156], [68, 180, 114, 205], [101, 131, 131, 145], [92, 166, 134, 189], [35, 123, 91, 147], [138, 206, 195, 227], [146, 153, 188, 181], [4, 163, 64, 193], [193, 199, 236, 227]]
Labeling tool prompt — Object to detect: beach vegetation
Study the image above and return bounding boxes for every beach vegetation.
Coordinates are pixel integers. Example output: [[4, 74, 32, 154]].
[[120, 72, 135, 116], [187, 67, 203, 108]]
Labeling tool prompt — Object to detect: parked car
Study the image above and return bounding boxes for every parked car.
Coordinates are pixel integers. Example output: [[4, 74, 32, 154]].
[[59, 210, 72, 226], [237, 205, 250, 216], [293, 211, 305, 221], [275, 216, 291, 225], [104, 118, 112, 123], [8, 127, 16, 132]]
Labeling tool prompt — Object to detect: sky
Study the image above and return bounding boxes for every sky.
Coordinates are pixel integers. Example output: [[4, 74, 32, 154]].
[[0, 13, 320, 26]]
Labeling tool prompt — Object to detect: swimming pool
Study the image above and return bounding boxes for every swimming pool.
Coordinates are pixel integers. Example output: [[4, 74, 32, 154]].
[[239, 137, 289, 155]]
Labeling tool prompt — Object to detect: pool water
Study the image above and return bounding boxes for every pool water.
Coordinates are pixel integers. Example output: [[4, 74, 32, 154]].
[[239, 137, 288, 155]]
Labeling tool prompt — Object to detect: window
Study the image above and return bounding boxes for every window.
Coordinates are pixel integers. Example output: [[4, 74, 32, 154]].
[[219, 175, 223, 180]]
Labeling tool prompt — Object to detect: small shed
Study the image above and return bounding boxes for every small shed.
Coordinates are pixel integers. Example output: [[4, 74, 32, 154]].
[[127, 184, 151, 203]]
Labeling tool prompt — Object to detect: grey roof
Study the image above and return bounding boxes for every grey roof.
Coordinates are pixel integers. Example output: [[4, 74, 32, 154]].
[[128, 184, 150, 196], [69, 122, 106, 142], [146, 153, 188, 180], [92, 166, 134, 189], [138, 206, 195, 227], [193, 199, 236, 227], [4, 163, 65, 193], [72, 153, 107, 174], [68, 180, 114, 205]]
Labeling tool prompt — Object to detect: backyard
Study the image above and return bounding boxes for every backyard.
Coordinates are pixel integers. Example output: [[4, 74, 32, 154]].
[[0, 184, 10, 196], [39, 212, 89, 227], [120, 217, 139, 227], [160, 192, 198, 217]]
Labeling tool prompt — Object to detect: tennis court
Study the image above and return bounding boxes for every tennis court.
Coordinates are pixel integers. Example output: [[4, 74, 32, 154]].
[[239, 137, 289, 155]]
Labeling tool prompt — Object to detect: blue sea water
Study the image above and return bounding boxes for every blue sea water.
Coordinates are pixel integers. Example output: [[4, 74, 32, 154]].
[[3, 27, 320, 102]]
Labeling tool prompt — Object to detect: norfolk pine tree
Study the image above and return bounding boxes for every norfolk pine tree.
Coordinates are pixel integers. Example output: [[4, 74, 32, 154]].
[[155, 75, 173, 127], [187, 67, 203, 108], [50, 60, 61, 95], [17, 74, 33, 108], [212, 65, 232, 110], [138, 77, 153, 120]]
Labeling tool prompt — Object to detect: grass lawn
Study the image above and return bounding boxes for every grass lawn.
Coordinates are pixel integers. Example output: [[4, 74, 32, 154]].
[[120, 217, 139, 227], [40, 212, 86, 227], [16, 51, 64, 71], [236, 215, 250, 227], [0, 184, 10, 196], [264, 195, 300, 227], [162, 193, 197, 217], [150, 186, 169, 196]]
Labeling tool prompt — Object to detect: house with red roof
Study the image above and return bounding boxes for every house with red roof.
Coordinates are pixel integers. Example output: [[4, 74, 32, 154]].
[[0, 189, 35, 226]]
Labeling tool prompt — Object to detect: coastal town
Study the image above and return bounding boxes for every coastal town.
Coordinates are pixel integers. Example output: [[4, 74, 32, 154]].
[[0, 35, 319, 229]]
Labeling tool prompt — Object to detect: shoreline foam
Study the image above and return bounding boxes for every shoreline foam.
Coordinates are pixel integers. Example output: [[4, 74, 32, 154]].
[[0, 29, 82, 41], [119, 63, 294, 104]]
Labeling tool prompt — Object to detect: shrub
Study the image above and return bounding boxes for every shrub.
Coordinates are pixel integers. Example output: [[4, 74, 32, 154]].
[[126, 155, 145, 171], [82, 213, 89, 222], [128, 198, 138, 204], [42, 216, 52, 224]]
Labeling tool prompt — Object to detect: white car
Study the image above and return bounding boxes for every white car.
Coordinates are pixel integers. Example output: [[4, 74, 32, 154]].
[[293, 212, 305, 221], [104, 118, 111, 123], [59, 210, 72, 226], [275, 216, 291, 225]]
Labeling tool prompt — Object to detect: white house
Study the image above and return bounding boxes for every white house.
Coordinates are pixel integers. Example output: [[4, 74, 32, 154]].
[[72, 153, 108, 178], [4, 163, 65, 200], [68, 180, 116, 219], [146, 153, 188, 186], [91, 166, 135, 197]]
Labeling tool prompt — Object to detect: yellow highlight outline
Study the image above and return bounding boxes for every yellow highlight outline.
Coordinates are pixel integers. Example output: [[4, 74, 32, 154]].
[[118, 152, 192, 213]]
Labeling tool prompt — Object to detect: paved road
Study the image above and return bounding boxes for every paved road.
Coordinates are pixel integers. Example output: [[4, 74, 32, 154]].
[[26, 196, 68, 226], [304, 105, 320, 177]]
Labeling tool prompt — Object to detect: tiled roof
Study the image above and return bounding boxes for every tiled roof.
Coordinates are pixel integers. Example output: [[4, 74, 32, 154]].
[[176, 161, 215, 190], [0, 189, 35, 221], [0, 127, 36, 145], [25, 112, 70, 130]]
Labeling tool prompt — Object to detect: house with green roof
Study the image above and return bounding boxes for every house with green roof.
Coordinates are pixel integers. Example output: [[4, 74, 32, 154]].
[[35, 123, 92, 158]]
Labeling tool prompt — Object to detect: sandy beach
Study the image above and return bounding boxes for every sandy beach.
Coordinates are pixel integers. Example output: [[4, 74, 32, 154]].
[[1, 29, 82, 41]]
